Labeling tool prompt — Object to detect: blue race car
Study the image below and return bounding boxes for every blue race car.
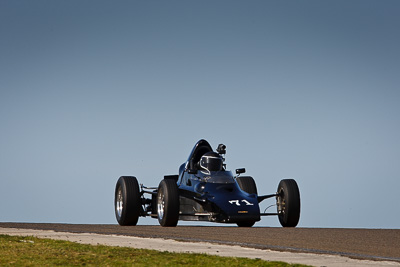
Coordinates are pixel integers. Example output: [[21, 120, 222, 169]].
[[114, 139, 301, 227]]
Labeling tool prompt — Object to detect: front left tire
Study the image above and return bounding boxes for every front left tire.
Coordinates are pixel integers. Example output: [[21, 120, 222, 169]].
[[277, 179, 301, 227], [115, 176, 141, 226]]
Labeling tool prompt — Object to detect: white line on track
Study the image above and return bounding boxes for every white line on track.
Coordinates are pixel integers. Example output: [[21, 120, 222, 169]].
[[1, 227, 399, 267]]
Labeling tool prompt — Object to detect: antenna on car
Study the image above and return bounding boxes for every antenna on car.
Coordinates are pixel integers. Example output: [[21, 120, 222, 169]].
[[216, 144, 226, 169]]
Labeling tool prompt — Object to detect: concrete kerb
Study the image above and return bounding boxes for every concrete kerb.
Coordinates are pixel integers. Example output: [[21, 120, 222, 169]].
[[1, 227, 399, 267]]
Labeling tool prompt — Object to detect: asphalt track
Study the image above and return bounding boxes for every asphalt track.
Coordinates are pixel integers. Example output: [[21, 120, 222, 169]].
[[1, 223, 399, 263]]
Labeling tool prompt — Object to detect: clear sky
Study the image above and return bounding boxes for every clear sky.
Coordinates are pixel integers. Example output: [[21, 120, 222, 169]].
[[1, 1, 399, 228]]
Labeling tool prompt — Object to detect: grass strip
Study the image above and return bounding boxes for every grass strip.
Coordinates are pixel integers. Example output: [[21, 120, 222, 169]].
[[0, 234, 309, 266]]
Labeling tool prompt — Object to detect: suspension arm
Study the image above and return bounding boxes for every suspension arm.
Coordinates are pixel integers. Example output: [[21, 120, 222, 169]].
[[260, 212, 279, 216], [257, 193, 278, 203], [140, 184, 158, 195]]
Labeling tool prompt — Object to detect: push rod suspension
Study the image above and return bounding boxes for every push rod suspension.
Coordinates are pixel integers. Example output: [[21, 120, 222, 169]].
[[257, 193, 278, 203], [140, 184, 158, 195]]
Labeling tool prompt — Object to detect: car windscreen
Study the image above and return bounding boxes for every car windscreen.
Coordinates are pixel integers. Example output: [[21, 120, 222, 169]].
[[197, 171, 235, 184]]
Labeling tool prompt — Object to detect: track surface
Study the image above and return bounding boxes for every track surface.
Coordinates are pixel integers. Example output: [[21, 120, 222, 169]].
[[1, 223, 399, 262]]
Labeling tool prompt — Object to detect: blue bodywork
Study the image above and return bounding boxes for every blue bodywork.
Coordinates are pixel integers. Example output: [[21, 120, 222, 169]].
[[115, 139, 300, 227], [176, 140, 261, 224]]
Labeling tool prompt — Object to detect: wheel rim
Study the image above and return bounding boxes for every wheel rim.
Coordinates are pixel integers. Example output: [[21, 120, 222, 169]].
[[157, 188, 165, 220], [116, 187, 123, 219], [277, 187, 286, 216]]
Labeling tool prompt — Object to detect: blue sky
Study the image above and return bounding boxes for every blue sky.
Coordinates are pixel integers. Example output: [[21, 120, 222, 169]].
[[1, 1, 399, 228]]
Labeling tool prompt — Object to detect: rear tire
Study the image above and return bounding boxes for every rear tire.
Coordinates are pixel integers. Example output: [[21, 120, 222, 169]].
[[115, 176, 141, 226], [157, 179, 179, 227], [277, 179, 300, 227], [237, 221, 255, 227], [236, 176, 258, 195], [236, 176, 257, 227]]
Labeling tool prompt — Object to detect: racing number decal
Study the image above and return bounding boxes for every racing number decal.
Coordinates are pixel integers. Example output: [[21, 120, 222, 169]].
[[229, 200, 254, 206], [242, 199, 254, 206], [229, 200, 240, 206]]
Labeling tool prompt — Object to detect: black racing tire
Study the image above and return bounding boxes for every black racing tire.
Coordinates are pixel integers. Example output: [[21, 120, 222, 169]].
[[237, 221, 255, 227], [157, 179, 180, 227], [277, 179, 300, 227], [115, 176, 141, 226], [236, 176, 258, 195]]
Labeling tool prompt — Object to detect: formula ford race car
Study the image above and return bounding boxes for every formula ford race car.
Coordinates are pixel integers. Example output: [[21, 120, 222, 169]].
[[114, 139, 301, 227]]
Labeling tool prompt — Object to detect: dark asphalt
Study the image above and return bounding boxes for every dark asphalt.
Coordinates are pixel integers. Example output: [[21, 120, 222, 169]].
[[1, 223, 399, 262]]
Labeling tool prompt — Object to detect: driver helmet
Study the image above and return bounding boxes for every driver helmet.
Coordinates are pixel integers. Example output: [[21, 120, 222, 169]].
[[199, 152, 223, 172]]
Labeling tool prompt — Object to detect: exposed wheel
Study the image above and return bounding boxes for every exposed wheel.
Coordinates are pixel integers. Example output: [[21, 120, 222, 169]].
[[115, 176, 141, 226], [236, 176, 258, 195], [237, 221, 255, 227], [277, 179, 300, 227], [157, 179, 180, 227]]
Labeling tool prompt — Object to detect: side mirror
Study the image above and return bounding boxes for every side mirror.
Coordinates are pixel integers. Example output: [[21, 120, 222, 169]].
[[188, 169, 198, 174], [236, 168, 246, 175]]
